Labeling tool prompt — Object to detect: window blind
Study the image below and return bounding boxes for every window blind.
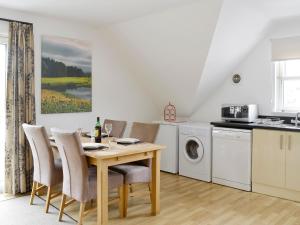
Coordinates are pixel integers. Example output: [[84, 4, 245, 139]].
[[272, 36, 300, 61]]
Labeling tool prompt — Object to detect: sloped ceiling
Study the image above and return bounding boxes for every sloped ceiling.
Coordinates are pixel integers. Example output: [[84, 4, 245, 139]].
[[191, 0, 300, 115], [191, 0, 270, 114], [105, 0, 300, 118], [107, 0, 223, 116], [251, 0, 300, 20], [1, 0, 300, 118], [0, 0, 199, 25]]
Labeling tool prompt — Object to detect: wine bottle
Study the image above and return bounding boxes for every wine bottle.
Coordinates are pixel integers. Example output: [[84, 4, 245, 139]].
[[95, 117, 102, 143]]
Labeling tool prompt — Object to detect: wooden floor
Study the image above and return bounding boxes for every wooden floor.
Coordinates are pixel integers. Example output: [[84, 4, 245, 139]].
[[105, 172, 300, 225], [17, 172, 300, 225]]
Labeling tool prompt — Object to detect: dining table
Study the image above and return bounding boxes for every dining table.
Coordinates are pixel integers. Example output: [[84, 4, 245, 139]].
[[51, 136, 165, 225]]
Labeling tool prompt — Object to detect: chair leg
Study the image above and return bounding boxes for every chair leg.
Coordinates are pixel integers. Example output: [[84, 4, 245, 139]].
[[118, 186, 125, 218], [36, 183, 41, 196], [36, 183, 45, 196], [129, 184, 134, 193], [29, 181, 37, 205], [148, 182, 152, 204], [123, 184, 129, 217], [78, 203, 86, 225], [58, 194, 66, 221], [45, 186, 52, 213]]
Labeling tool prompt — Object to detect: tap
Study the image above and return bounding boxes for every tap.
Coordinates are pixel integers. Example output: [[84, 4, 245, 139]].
[[296, 112, 300, 127]]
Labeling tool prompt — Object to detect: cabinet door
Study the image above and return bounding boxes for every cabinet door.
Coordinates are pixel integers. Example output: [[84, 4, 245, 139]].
[[285, 132, 300, 191], [252, 129, 285, 188]]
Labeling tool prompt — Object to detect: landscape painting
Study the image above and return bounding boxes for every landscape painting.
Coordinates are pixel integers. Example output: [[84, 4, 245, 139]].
[[41, 35, 92, 114]]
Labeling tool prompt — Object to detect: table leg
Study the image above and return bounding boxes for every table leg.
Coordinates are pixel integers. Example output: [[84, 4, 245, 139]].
[[101, 162, 109, 224], [97, 160, 109, 225], [151, 150, 161, 215]]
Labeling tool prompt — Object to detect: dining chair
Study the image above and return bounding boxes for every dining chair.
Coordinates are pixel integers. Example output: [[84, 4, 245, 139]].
[[22, 124, 63, 213], [102, 119, 127, 138], [110, 122, 160, 216], [51, 129, 125, 224]]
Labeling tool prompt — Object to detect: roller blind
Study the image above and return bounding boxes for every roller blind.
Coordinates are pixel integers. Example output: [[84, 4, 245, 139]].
[[272, 36, 300, 61]]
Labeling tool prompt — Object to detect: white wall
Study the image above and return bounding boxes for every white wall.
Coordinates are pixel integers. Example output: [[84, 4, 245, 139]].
[[192, 0, 270, 113], [107, 0, 223, 117], [0, 7, 160, 132], [0, 21, 8, 36], [192, 16, 300, 122]]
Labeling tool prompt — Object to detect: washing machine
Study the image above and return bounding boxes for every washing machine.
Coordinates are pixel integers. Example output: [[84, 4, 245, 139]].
[[179, 122, 212, 182]]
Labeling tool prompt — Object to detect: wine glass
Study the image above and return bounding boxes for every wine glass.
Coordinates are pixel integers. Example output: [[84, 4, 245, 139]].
[[105, 123, 112, 138], [77, 128, 82, 136], [90, 128, 95, 143], [105, 123, 112, 148]]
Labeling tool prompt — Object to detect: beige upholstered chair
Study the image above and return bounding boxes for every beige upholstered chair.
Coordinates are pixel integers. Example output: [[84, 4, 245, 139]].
[[51, 129, 124, 224], [102, 119, 127, 138], [110, 122, 159, 216], [129, 122, 159, 144], [22, 124, 63, 213]]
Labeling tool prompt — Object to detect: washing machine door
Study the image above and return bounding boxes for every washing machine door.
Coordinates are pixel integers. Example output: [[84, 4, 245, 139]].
[[184, 136, 204, 163]]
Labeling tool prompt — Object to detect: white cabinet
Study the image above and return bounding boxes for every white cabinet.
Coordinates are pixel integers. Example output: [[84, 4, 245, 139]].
[[155, 123, 179, 174]]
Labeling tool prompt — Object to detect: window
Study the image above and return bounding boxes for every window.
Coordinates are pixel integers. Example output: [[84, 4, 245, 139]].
[[274, 60, 300, 112], [0, 37, 7, 193]]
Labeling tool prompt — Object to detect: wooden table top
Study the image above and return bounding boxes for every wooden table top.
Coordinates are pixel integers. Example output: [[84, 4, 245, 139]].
[[51, 136, 165, 160]]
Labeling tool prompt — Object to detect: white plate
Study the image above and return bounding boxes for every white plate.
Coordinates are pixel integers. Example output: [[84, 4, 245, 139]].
[[85, 132, 108, 137], [82, 143, 108, 150], [49, 136, 55, 141], [116, 138, 140, 144]]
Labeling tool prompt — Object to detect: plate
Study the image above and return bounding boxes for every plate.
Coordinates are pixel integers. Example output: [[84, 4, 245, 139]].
[[82, 143, 108, 150], [116, 138, 140, 144], [49, 136, 55, 142], [85, 132, 108, 138]]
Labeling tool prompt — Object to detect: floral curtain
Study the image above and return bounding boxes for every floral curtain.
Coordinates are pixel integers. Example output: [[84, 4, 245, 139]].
[[5, 22, 35, 194]]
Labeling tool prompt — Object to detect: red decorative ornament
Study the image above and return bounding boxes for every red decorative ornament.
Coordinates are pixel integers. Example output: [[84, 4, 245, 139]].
[[164, 102, 176, 122]]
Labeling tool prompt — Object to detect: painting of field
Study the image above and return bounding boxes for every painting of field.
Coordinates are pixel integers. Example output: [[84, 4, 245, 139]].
[[41, 36, 92, 114]]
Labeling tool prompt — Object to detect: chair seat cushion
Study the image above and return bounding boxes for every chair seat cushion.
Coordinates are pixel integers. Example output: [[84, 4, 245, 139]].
[[87, 168, 124, 201], [110, 163, 151, 184]]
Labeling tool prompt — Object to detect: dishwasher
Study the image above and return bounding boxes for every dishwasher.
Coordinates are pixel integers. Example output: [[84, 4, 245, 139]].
[[212, 127, 252, 191]]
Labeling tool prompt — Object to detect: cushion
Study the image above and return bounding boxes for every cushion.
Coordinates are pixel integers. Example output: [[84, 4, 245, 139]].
[[110, 163, 151, 184]]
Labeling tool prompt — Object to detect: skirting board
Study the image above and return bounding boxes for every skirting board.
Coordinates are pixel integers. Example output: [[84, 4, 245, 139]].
[[252, 183, 300, 202], [212, 177, 251, 192]]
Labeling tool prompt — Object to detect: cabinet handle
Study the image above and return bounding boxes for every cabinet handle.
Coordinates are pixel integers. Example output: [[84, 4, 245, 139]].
[[280, 135, 283, 150], [288, 135, 292, 151]]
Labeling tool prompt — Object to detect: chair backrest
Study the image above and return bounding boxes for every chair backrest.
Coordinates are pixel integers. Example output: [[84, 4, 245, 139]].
[[129, 122, 160, 167], [22, 124, 55, 186], [102, 119, 127, 138], [51, 129, 89, 202], [130, 122, 159, 143]]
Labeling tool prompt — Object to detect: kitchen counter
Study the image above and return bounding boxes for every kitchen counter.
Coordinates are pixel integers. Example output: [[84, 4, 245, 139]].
[[211, 121, 300, 132], [211, 121, 253, 130]]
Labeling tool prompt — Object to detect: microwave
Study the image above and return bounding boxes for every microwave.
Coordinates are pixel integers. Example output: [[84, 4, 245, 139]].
[[221, 104, 258, 123]]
